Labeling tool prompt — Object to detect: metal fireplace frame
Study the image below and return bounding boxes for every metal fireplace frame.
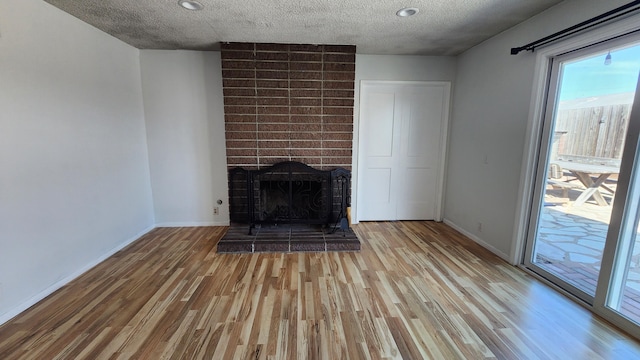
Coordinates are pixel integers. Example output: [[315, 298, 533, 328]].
[[228, 161, 351, 234]]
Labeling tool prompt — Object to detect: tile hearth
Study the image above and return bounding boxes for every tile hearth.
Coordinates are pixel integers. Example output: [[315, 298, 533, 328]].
[[217, 223, 360, 253]]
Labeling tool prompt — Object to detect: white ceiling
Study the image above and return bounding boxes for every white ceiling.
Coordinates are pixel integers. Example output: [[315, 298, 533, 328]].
[[44, 0, 564, 55]]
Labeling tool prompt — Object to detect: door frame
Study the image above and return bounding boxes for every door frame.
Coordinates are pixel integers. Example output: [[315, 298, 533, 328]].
[[512, 15, 640, 265], [353, 80, 451, 223], [513, 14, 640, 338], [522, 40, 634, 305]]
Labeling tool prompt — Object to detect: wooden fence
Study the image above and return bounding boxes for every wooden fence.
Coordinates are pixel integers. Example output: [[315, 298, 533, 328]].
[[554, 103, 632, 159]]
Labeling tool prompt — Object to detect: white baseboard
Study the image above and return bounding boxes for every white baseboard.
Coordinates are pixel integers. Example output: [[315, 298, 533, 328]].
[[443, 218, 511, 263], [0, 225, 155, 326], [155, 221, 229, 227]]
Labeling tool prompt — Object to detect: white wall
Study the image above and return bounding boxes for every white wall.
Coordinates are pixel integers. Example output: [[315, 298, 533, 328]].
[[0, 0, 155, 322], [352, 55, 457, 223], [140, 51, 229, 226], [142, 53, 455, 228], [445, 0, 632, 261]]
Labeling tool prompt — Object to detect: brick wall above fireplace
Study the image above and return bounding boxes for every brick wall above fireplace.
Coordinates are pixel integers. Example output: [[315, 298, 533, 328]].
[[221, 43, 356, 171]]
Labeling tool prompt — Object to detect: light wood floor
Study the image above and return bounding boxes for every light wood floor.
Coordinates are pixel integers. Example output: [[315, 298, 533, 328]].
[[1, 222, 640, 359]]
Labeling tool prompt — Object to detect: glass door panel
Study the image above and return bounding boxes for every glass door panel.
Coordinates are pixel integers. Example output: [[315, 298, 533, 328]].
[[602, 66, 640, 328], [527, 42, 640, 303], [606, 164, 640, 324]]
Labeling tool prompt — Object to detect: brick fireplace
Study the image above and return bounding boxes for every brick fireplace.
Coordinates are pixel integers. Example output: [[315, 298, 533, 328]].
[[221, 42, 356, 170], [218, 42, 359, 253]]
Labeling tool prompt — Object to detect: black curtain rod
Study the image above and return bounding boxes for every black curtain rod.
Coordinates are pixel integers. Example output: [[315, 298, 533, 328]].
[[510, 0, 640, 55]]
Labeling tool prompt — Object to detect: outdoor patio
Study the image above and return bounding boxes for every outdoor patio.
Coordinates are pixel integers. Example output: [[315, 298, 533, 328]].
[[537, 183, 640, 323]]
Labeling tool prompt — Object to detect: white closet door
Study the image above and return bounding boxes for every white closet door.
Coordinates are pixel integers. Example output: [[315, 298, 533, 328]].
[[357, 88, 401, 220], [357, 82, 449, 221]]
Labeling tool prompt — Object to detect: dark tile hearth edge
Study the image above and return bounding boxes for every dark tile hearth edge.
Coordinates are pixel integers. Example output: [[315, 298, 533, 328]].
[[217, 224, 360, 253]]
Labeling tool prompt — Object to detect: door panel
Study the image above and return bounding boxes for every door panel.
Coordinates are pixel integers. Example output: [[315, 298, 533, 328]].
[[397, 167, 436, 220], [406, 89, 444, 159], [358, 89, 400, 220], [398, 86, 444, 220], [358, 82, 449, 221], [359, 168, 395, 220], [364, 92, 395, 157]]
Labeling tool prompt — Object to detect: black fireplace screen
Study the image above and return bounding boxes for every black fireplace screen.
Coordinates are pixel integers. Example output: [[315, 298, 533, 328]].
[[228, 161, 350, 228]]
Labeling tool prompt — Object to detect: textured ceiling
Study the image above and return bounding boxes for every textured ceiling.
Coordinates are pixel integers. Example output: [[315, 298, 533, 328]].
[[44, 0, 564, 55]]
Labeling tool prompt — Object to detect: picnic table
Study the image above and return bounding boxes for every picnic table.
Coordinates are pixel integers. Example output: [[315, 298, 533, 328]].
[[552, 157, 619, 206]]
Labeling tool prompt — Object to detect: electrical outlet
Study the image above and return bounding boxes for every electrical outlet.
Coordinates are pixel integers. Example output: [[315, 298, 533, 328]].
[[213, 207, 219, 215], [0, 282, 3, 306], [477, 222, 483, 232]]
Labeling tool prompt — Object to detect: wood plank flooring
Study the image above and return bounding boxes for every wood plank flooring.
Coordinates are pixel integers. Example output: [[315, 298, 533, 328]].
[[1, 221, 640, 359]]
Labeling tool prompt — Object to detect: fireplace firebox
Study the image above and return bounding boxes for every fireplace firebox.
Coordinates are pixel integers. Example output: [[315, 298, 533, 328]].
[[259, 179, 323, 222], [228, 161, 350, 233]]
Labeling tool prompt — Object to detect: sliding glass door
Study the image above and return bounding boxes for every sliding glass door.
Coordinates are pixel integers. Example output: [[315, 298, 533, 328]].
[[597, 73, 640, 333], [525, 35, 640, 334], [600, 150, 640, 324]]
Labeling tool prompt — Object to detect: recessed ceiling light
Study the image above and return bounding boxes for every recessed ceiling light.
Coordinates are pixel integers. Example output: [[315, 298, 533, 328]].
[[396, 7, 419, 17], [179, 0, 204, 11]]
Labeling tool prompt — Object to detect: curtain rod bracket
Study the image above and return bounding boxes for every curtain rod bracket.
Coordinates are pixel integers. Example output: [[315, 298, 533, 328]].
[[510, 47, 533, 55]]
